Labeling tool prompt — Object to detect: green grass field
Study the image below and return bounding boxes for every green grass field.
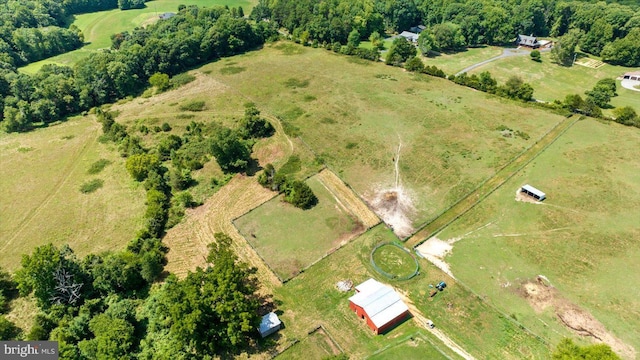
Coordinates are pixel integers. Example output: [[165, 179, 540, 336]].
[[371, 243, 418, 278], [277, 327, 343, 359], [234, 175, 362, 280], [274, 225, 549, 359], [198, 42, 566, 235], [422, 46, 503, 75], [435, 118, 640, 356], [367, 333, 449, 360], [19, 0, 257, 74], [0, 117, 146, 271], [467, 51, 640, 113]]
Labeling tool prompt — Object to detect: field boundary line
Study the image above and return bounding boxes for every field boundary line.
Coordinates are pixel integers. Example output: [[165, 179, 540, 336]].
[[273, 324, 345, 359], [406, 114, 580, 248]]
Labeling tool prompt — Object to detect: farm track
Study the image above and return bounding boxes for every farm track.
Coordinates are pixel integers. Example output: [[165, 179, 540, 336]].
[[316, 169, 381, 228], [406, 115, 579, 248], [0, 123, 98, 253], [163, 175, 281, 287]]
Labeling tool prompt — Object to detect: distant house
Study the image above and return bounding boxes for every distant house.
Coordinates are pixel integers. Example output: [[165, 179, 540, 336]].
[[399, 31, 419, 43], [258, 312, 281, 338], [349, 279, 410, 334], [409, 25, 426, 34], [622, 71, 640, 81], [159, 12, 176, 20], [520, 184, 546, 201], [516, 35, 540, 48]]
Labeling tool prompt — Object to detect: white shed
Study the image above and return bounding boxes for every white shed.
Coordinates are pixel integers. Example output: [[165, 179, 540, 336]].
[[258, 312, 282, 338], [521, 184, 546, 201]]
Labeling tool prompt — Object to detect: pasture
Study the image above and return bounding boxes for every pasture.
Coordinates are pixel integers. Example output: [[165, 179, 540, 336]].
[[199, 42, 566, 237], [234, 174, 364, 280], [431, 118, 640, 358], [422, 45, 503, 75], [277, 326, 343, 359], [273, 225, 549, 359], [19, 0, 257, 74], [466, 51, 640, 113], [0, 116, 146, 271]]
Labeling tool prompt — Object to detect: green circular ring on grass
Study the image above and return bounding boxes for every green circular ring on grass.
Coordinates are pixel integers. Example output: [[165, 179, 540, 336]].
[[370, 242, 420, 280]]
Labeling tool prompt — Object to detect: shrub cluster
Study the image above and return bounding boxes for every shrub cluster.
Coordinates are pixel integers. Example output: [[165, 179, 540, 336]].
[[258, 164, 318, 209]]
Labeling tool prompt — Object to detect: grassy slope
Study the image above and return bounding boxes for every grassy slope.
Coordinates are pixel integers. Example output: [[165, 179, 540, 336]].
[[19, 0, 257, 74], [0, 117, 146, 270], [423, 46, 504, 75], [467, 51, 640, 114], [438, 118, 640, 352], [198, 43, 566, 231], [234, 175, 360, 280]]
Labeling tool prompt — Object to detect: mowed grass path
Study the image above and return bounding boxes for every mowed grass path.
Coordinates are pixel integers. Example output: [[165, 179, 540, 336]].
[[234, 175, 362, 280], [0, 117, 146, 270], [19, 0, 257, 74], [201, 43, 566, 231], [438, 119, 640, 354], [422, 46, 503, 75], [467, 51, 640, 113]]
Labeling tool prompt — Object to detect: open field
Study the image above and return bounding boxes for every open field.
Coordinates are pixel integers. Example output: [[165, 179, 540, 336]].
[[234, 174, 365, 280], [467, 51, 640, 113], [198, 42, 566, 237], [429, 119, 640, 358], [422, 46, 503, 76], [0, 116, 146, 270], [273, 225, 550, 359], [367, 333, 450, 360], [19, 0, 257, 74], [277, 326, 343, 360]]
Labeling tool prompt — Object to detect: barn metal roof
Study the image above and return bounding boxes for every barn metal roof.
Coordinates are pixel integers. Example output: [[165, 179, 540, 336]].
[[350, 279, 409, 328], [522, 184, 546, 199]]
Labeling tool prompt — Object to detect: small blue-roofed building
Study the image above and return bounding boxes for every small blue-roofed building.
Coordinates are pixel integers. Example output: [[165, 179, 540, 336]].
[[521, 184, 546, 201], [258, 312, 282, 338]]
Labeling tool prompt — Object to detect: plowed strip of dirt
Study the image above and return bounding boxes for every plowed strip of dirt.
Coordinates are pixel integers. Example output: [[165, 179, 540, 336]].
[[317, 169, 380, 228], [163, 175, 281, 287]]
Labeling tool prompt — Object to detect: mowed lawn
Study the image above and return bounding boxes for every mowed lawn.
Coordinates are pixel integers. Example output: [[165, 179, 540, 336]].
[[0, 117, 146, 270], [467, 51, 640, 113], [200, 43, 566, 232], [274, 225, 549, 359], [234, 175, 361, 280], [19, 0, 257, 74], [422, 45, 503, 75], [437, 118, 640, 354]]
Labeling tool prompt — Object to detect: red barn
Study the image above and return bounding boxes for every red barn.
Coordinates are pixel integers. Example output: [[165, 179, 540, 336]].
[[349, 279, 410, 334]]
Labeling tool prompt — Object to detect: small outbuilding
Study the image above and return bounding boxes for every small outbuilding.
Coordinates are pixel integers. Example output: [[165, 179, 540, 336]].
[[159, 12, 176, 20], [399, 31, 419, 43], [410, 25, 426, 34], [521, 184, 546, 201], [516, 35, 540, 48], [258, 312, 282, 338], [622, 71, 640, 81], [349, 279, 410, 334]]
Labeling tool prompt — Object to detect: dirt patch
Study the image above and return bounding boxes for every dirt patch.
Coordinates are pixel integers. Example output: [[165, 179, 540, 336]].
[[415, 236, 458, 278], [368, 187, 416, 238], [520, 277, 636, 359]]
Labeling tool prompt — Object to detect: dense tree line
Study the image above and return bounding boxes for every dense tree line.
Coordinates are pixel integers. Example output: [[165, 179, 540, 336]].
[[252, 0, 639, 65], [258, 163, 318, 209], [1, 6, 275, 133]]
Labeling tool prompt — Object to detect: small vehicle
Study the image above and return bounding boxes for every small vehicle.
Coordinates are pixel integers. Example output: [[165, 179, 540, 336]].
[[436, 281, 447, 291], [426, 320, 435, 329]]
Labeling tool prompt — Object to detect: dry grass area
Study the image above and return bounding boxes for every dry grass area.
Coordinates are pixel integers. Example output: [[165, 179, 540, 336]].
[[162, 175, 280, 286], [317, 169, 380, 228], [0, 117, 146, 270]]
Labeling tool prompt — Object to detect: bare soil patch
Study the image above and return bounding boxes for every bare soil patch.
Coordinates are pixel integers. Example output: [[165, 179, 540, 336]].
[[520, 277, 636, 359], [415, 237, 458, 278]]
